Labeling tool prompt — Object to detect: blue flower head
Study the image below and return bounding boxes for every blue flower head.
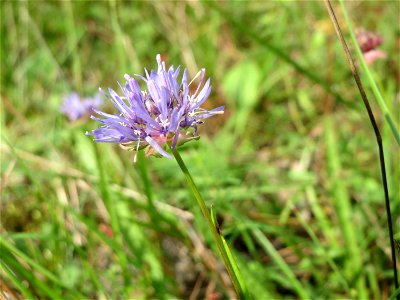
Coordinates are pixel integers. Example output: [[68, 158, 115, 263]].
[[86, 54, 224, 159], [61, 92, 103, 121]]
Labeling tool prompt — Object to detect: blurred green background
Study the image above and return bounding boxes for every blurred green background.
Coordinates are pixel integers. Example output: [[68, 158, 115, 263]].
[[1, 1, 399, 299]]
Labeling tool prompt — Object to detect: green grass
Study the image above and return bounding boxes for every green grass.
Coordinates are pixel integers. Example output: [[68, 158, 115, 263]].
[[1, 1, 399, 299]]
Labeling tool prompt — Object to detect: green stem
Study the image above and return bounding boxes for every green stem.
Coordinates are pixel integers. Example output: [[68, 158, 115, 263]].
[[137, 151, 154, 203], [171, 148, 248, 299]]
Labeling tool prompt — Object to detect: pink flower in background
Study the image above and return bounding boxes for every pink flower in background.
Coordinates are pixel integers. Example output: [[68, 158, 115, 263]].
[[362, 49, 387, 65], [356, 28, 387, 65]]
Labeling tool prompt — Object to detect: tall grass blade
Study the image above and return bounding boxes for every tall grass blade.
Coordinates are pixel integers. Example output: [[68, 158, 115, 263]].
[[389, 287, 400, 300], [338, 0, 400, 145], [1, 260, 36, 299], [324, 1, 399, 296], [324, 116, 367, 298], [210, 205, 249, 298], [251, 228, 309, 299]]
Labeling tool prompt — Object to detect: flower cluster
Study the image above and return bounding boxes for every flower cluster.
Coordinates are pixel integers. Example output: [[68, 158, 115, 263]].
[[61, 92, 103, 121], [86, 54, 224, 159], [356, 28, 386, 65]]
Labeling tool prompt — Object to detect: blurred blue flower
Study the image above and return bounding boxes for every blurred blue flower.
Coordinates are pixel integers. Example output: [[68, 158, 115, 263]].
[[61, 92, 103, 121], [86, 54, 224, 159]]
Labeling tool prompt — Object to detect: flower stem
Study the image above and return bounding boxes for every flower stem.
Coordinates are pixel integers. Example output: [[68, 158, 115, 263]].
[[171, 148, 248, 299]]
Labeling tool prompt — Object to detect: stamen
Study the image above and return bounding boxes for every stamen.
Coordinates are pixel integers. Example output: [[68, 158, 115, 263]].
[[133, 138, 141, 163], [188, 70, 203, 87]]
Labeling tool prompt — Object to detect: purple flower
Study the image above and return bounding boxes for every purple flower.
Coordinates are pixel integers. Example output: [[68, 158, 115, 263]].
[[86, 54, 224, 159], [61, 92, 103, 121]]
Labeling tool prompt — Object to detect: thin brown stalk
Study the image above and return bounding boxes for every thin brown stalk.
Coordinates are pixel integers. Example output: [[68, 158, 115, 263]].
[[324, 0, 399, 297]]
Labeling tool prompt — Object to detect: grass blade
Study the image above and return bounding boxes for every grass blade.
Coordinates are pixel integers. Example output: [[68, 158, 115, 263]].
[[251, 228, 309, 300], [324, 1, 399, 295], [338, 0, 400, 145], [210, 205, 250, 299]]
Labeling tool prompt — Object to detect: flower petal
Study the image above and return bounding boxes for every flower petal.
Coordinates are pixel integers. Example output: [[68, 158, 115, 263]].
[[145, 136, 172, 158]]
